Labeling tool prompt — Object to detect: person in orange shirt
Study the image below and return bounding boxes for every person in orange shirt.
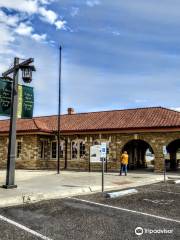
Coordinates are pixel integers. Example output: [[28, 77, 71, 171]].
[[120, 151, 129, 176]]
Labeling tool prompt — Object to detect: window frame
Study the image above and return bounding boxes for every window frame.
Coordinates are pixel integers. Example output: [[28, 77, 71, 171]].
[[51, 141, 57, 159], [79, 140, 86, 158], [16, 140, 22, 159], [51, 140, 65, 160], [71, 141, 78, 159], [71, 139, 86, 160], [40, 141, 45, 160]]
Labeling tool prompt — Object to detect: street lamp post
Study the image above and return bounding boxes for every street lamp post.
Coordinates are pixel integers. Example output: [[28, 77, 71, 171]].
[[57, 46, 62, 174], [2, 57, 35, 189], [3, 58, 19, 188]]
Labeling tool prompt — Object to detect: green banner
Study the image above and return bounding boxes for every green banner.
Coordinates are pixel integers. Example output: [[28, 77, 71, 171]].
[[0, 79, 12, 116], [21, 85, 34, 118], [0, 79, 34, 118], [17, 85, 23, 118]]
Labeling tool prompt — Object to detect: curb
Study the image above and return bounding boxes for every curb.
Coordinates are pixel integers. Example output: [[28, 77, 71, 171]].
[[0, 187, 91, 208], [106, 189, 138, 198], [0, 178, 163, 208]]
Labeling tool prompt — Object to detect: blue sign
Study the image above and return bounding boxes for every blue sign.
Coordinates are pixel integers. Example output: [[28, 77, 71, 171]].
[[100, 142, 107, 158]]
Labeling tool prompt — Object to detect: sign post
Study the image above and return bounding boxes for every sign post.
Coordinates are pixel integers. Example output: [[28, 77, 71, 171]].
[[100, 142, 107, 192], [3, 58, 19, 188], [163, 146, 167, 182], [1, 57, 35, 189]]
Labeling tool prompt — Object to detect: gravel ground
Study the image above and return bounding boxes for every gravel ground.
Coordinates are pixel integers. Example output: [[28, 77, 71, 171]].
[[0, 182, 179, 240], [78, 182, 180, 220]]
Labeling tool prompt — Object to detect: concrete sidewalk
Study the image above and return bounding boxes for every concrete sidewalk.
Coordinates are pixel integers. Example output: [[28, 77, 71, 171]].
[[0, 170, 179, 207]]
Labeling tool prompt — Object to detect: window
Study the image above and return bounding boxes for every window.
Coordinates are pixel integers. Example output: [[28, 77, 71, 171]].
[[51, 141, 64, 159], [71, 140, 86, 159], [72, 141, 78, 159], [17, 141, 22, 158], [51, 141, 57, 159], [60, 142, 64, 158], [40, 141, 45, 159], [80, 141, 85, 158]]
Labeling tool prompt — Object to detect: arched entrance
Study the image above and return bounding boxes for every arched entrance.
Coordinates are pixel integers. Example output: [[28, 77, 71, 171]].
[[166, 139, 180, 171], [122, 140, 154, 170]]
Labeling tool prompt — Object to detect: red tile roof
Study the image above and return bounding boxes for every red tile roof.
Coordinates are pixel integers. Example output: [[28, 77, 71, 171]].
[[0, 107, 180, 134]]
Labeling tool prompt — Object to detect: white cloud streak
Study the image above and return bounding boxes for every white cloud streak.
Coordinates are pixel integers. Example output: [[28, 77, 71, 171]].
[[86, 0, 101, 7], [32, 33, 47, 41], [105, 0, 180, 24], [70, 7, 79, 17]]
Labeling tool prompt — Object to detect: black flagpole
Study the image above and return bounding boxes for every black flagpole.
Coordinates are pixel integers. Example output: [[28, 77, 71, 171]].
[[57, 46, 62, 174]]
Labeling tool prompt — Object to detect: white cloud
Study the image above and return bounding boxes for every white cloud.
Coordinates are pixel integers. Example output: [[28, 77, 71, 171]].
[[14, 22, 47, 42], [0, 0, 66, 49], [0, 23, 17, 73], [0, 10, 19, 27], [112, 30, 120, 36], [15, 22, 33, 36], [86, 0, 101, 7], [135, 99, 147, 103], [55, 20, 66, 30], [39, 7, 66, 30], [0, 25, 15, 54], [39, 7, 57, 24], [39, 0, 53, 4], [71, 7, 79, 17], [106, 0, 180, 24], [0, 0, 38, 14], [32, 33, 47, 41], [0, 0, 67, 30]]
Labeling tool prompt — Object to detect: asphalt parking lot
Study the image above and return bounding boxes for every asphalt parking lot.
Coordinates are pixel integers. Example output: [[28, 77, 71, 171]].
[[0, 182, 179, 240]]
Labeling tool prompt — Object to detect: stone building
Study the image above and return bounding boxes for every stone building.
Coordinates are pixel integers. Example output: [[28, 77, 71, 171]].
[[0, 107, 180, 172]]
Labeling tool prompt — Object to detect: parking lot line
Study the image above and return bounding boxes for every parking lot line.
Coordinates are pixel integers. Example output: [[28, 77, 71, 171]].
[[70, 197, 180, 224], [0, 215, 53, 240]]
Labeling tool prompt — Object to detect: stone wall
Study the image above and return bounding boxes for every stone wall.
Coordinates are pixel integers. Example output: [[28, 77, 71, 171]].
[[0, 131, 180, 172], [0, 135, 39, 170], [0, 136, 8, 168]]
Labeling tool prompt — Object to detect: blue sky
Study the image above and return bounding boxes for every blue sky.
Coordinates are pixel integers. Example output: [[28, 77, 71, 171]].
[[0, 0, 180, 117]]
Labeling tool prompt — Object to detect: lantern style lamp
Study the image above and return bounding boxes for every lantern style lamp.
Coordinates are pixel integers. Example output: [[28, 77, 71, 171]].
[[20, 65, 36, 83]]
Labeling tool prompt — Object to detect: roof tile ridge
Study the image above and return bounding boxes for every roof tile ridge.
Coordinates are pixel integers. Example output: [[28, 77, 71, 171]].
[[161, 107, 180, 114], [31, 106, 164, 119]]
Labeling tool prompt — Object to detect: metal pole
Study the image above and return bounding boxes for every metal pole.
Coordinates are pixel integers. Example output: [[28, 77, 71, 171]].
[[3, 58, 19, 189], [57, 46, 62, 174], [64, 139, 68, 169], [105, 156, 108, 173], [89, 146, 91, 172], [102, 157, 104, 192], [164, 158, 166, 182]]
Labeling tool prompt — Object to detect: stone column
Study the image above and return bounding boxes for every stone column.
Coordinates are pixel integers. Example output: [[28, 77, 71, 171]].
[[85, 136, 92, 171], [64, 139, 68, 169], [109, 136, 118, 171], [66, 137, 71, 169], [154, 146, 164, 172], [116, 140, 123, 172]]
